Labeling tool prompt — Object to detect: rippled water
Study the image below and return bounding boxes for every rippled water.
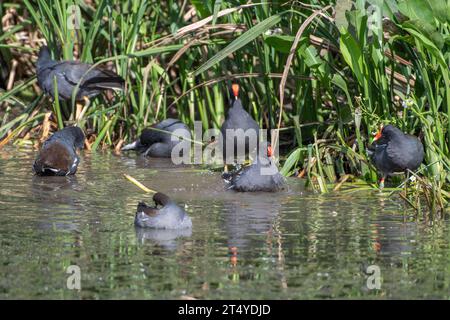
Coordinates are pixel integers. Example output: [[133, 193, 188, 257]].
[[0, 147, 449, 299]]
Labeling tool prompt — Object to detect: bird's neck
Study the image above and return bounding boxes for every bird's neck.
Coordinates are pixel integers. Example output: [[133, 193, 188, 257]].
[[36, 58, 56, 71], [231, 98, 244, 109]]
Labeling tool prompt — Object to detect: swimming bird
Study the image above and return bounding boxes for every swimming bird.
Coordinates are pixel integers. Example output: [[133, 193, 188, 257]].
[[220, 84, 260, 168], [368, 124, 424, 188], [121, 118, 190, 158], [36, 46, 124, 101], [134, 192, 192, 229], [33, 126, 85, 176], [222, 141, 286, 192]]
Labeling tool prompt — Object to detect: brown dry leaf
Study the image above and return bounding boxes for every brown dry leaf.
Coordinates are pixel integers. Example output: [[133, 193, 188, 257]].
[[114, 138, 124, 154], [40, 112, 52, 143]]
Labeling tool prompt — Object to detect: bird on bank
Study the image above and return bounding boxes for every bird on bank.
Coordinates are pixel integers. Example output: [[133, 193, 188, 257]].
[[368, 124, 424, 189], [33, 126, 85, 176], [121, 118, 191, 158], [134, 192, 192, 229], [220, 84, 260, 170], [36, 46, 124, 102], [222, 141, 286, 192]]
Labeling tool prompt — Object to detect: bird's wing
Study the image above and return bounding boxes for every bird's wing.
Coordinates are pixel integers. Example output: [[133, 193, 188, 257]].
[[55, 62, 123, 90], [45, 62, 90, 86], [137, 202, 159, 216], [81, 68, 124, 90], [386, 139, 410, 171]]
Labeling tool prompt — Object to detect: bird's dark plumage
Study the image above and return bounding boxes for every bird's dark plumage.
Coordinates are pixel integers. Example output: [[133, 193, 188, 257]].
[[135, 192, 192, 229], [122, 118, 190, 158], [220, 84, 260, 164], [222, 142, 286, 192], [36, 46, 124, 101], [368, 124, 424, 179], [33, 126, 85, 176]]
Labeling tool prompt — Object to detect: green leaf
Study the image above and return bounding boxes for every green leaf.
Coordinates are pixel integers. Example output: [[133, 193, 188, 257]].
[[339, 30, 365, 87], [302, 45, 323, 69], [212, 0, 222, 26], [332, 74, 354, 109], [190, 0, 212, 18], [280, 147, 303, 176], [403, 26, 446, 67], [402, 20, 444, 49], [91, 118, 113, 151], [398, 0, 435, 26], [264, 35, 296, 54], [192, 12, 289, 77], [424, 0, 450, 24]]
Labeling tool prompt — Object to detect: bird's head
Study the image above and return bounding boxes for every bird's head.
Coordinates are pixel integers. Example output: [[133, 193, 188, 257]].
[[36, 46, 53, 70], [373, 125, 383, 142], [373, 124, 397, 142]]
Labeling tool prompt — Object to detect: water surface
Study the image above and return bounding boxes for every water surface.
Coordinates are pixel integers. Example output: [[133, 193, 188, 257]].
[[0, 147, 449, 299]]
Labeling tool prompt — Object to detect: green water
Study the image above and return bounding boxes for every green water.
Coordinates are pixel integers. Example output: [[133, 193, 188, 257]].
[[0, 147, 449, 299]]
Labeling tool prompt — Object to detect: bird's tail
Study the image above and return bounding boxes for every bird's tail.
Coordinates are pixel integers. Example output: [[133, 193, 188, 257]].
[[121, 140, 141, 151], [84, 69, 125, 90]]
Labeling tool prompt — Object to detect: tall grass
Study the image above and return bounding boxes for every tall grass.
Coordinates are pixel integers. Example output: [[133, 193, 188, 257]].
[[0, 0, 449, 213]]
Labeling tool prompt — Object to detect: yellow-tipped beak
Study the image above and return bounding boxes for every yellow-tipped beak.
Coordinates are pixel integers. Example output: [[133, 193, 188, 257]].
[[373, 125, 383, 141], [373, 130, 382, 141]]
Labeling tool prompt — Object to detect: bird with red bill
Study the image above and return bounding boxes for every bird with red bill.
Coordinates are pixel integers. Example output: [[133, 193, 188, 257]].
[[368, 124, 424, 189], [222, 141, 286, 192], [220, 83, 260, 172]]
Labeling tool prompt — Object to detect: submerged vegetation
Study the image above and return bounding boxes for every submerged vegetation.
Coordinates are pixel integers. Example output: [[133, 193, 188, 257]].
[[0, 0, 449, 214]]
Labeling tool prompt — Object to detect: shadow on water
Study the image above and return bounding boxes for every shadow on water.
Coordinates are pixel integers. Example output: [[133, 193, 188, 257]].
[[0, 147, 449, 299]]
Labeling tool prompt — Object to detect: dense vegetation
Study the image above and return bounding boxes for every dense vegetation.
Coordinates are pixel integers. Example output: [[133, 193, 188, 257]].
[[0, 0, 449, 213]]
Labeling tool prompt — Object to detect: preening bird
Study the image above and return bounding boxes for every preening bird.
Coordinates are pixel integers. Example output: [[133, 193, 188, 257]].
[[121, 118, 191, 158], [134, 192, 192, 229], [33, 126, 85, 176], [222, 141, 286, 192]]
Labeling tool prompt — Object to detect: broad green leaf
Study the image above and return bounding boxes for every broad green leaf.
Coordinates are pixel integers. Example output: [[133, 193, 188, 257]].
[[424, 0, 449, 24], [402, 20, 444, 49], [264, 35, 296, 54], [339, 30, 365, 87], [280, 147, 303, 176], [398, 0, 435, 26], [302, 45, 322, 69]]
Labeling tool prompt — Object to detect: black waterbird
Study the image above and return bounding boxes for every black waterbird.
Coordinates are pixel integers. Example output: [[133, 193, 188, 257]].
[[134, 192, 192, 229], [220, 84, 260, 168], [222, 141, 286, 192], [368, 124, 424, 188], [121, 118, 190, 158], [36, 46, 124, 101], [33, 126, 85, 176]]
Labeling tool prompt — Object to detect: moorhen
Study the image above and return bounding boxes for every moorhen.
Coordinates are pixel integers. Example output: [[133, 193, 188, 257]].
[[134, 192, 192, 229], [33, 126, 85, 176], [222, 141, 286, 192], [122, 118, 190, 158], [220, 84, 260, 166], [36, 46, 124, 101], [368, 124, 424, 188]]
